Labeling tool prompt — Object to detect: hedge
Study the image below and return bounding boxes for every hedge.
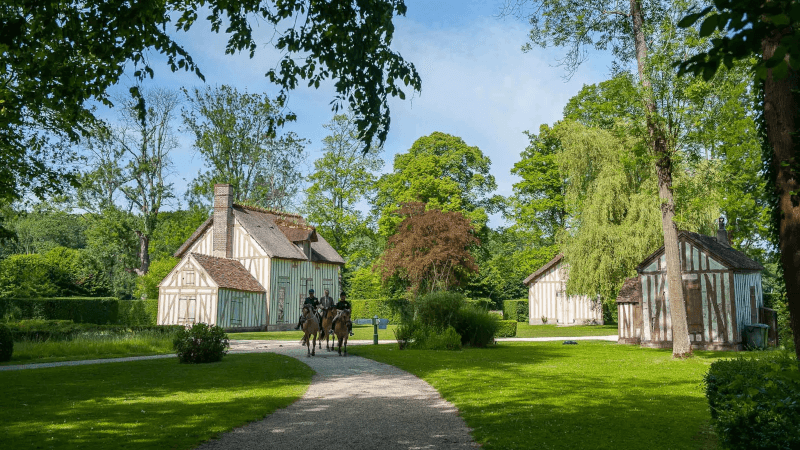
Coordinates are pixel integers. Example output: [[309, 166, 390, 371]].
[[350, 298, 401, 324], [503, 299, 529, 322], [705, 352, 800, 450], [0, 298, 158, 326], [6, 320, 182, 341], [496, 320, 517, 337]]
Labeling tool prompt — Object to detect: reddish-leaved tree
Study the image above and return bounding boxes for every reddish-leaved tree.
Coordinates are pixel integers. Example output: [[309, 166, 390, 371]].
[[380, 202, 479, 294]]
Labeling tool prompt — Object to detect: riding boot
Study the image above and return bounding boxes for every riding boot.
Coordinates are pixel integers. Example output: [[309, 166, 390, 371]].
[[295, 316, 304, 330], [348, 322, 354, 337]]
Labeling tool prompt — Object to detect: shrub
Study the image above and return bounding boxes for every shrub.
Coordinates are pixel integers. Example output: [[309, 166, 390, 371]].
[[496, 320, 517, 337], [705, 352, 800, 450], [0, 323, 13, 362], [466, 297, 493, 311], [456, 306, 500, 347], [415, 291, 466, 328], [409, 324, 461, 350], [0, 298, 158, 325], [173, 323, 230, 364], [503, 299, 529, 322]]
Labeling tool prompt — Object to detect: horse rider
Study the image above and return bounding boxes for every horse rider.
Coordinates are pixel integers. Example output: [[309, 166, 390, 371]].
[[331, 291, 354, 337], [319, 288, 335, 316], [295, 289, 319, 329]]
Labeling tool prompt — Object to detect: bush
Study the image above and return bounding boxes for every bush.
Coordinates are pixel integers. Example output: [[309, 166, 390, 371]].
[[415, 291, 466, 328], [173, 323, 230, 364], [705, 352, 800, 450], [466, 297, 493, 311], [0, 323, 12, 362], [503, 299, 529, 322], [411, 324, 461, 350], [496, 320, 517, 337], [456, 306, 500, 347]]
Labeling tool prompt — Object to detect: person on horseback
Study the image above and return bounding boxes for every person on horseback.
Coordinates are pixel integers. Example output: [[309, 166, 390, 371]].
[[295, 289, 319, 329], [331, 291, 354, 337], [319, 288, 334, 314]]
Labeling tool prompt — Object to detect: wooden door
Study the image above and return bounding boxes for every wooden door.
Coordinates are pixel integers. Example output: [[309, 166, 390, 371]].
[[684, 279, 703, 334]]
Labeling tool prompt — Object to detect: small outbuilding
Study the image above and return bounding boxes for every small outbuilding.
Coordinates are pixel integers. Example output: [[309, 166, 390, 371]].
[[617, 219, 765, 350], [524, 254, 604, 325]]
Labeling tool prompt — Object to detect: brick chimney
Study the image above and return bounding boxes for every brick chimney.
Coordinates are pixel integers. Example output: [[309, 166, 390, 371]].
[[716, 217, 729, 247], [213, 184, 233, 258]]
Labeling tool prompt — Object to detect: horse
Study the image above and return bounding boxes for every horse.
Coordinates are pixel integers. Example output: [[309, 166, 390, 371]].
[[333, 309, 351, 356], [300, 304, 319, 357], [320, 307, 337, 352]]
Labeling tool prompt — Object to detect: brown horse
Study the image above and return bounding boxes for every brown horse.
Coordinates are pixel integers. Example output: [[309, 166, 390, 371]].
[[320, 308, 337, 352], [300, 304, 319, 357], [333, 309, 351, 356]]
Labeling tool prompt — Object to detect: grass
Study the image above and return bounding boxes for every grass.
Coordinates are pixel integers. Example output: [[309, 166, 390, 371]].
[[0, 353, 313, 450], [350, 341, 728, 450], [2, 332, 175, 365], [230, 323, 399, 341], [515, 323, 618, 338]]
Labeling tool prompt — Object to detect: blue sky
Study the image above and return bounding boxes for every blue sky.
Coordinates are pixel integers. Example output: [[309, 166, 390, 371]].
[[100, 1, 612, 227]]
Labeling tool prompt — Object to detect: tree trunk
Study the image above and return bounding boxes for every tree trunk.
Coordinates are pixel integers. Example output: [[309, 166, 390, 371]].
[[762, 29, 800, 360], [630, 0, 692, 357], [134, 231, 150, 277]]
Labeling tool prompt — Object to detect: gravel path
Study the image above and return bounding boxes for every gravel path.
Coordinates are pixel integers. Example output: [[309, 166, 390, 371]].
[[197, 340, 479, 450]]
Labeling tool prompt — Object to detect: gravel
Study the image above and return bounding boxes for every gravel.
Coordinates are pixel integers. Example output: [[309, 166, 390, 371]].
[[198, 340, 480, 450]]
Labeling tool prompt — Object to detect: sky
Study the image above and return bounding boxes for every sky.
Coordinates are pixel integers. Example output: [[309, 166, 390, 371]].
[[99, 0, 612, 227]]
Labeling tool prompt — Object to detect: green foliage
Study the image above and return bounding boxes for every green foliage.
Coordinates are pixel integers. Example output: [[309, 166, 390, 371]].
[[349, 298, 401, 323], [346, 267, 384, 299], [466, 297, 493, 311], [395, 292, 498, 349], [135, 257, 178, 300], [503, 299, 529, 322], [496, 320, 517, 338], [303, 113, 384, 256], [173, 323, 230, 364], [408, 324, 461, 350], [374, 132, 499, 237], [0, 323, 12, 362], [148, 208, 209, 261], [455, 306, 499, 347], [0, 298, 157, 326], [4, 205, 87, 255], [182, 85, 307, 210], [704, 352, 800, 450]]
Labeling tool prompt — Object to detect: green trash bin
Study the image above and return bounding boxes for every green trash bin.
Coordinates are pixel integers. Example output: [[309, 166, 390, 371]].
[[744, 324, 769, 350]]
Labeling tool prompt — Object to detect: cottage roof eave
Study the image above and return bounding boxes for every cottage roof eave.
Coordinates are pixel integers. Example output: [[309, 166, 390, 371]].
[[523, 253, 563, 285], [635, 231, 765, 273]]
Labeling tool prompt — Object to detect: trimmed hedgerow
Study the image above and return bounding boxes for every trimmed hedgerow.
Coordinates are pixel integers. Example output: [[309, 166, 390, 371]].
[[0, 298, 158, 326], [503, 299, 529, 322], [0, 323, 13, 362], [173, 323, 230, 364], [496, 320, 517, 337], [705, 352, 800, 450], [6, 319, 182, 342], [349, 298, 402, 324]]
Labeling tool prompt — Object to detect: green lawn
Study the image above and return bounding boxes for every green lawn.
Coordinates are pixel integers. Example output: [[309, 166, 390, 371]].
[[230, 323, 399, 341], [2, 333, 175, 365], [350, 341, 726, 450], [0, 353, 312, 450], [515, 323, 618, 338]]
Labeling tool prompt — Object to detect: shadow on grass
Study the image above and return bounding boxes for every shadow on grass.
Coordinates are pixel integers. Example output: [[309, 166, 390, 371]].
[[351, 341, 726, 450], [0, 353, 312, 450]]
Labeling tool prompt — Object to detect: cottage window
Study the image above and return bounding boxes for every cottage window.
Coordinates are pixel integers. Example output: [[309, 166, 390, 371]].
[[178, 297, 196, 324], [184, 271, 195, 286]]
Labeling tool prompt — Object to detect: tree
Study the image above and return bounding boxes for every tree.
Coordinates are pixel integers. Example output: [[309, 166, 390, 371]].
[[85, 88, 179, 276], [379, 202, 479, 294], [2, 0, 420, 211], [303, 114, 384, 256], [676, 0, 800, 358], [374, 132, 499, 236], [183, 85, 308, 210]]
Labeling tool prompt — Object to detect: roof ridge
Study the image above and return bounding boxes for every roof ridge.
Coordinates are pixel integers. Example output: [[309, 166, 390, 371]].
[[233, 203, 303, 219]]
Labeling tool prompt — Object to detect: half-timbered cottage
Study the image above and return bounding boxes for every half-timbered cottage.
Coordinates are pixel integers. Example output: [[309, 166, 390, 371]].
[[617, 219, 765, 350], [523, 254, 604, 325], [158, 184, 345, 330]]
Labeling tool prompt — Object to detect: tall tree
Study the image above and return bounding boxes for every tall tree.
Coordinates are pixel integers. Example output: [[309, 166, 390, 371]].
[[303, 114, 384, 255], [84, 88, 179, 275], [182, 85, 307, 210], [379, 202, 479, 294], [374, 132, 499, 236], [676, 0, 800, 358], [2, 0, 420, 211]]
